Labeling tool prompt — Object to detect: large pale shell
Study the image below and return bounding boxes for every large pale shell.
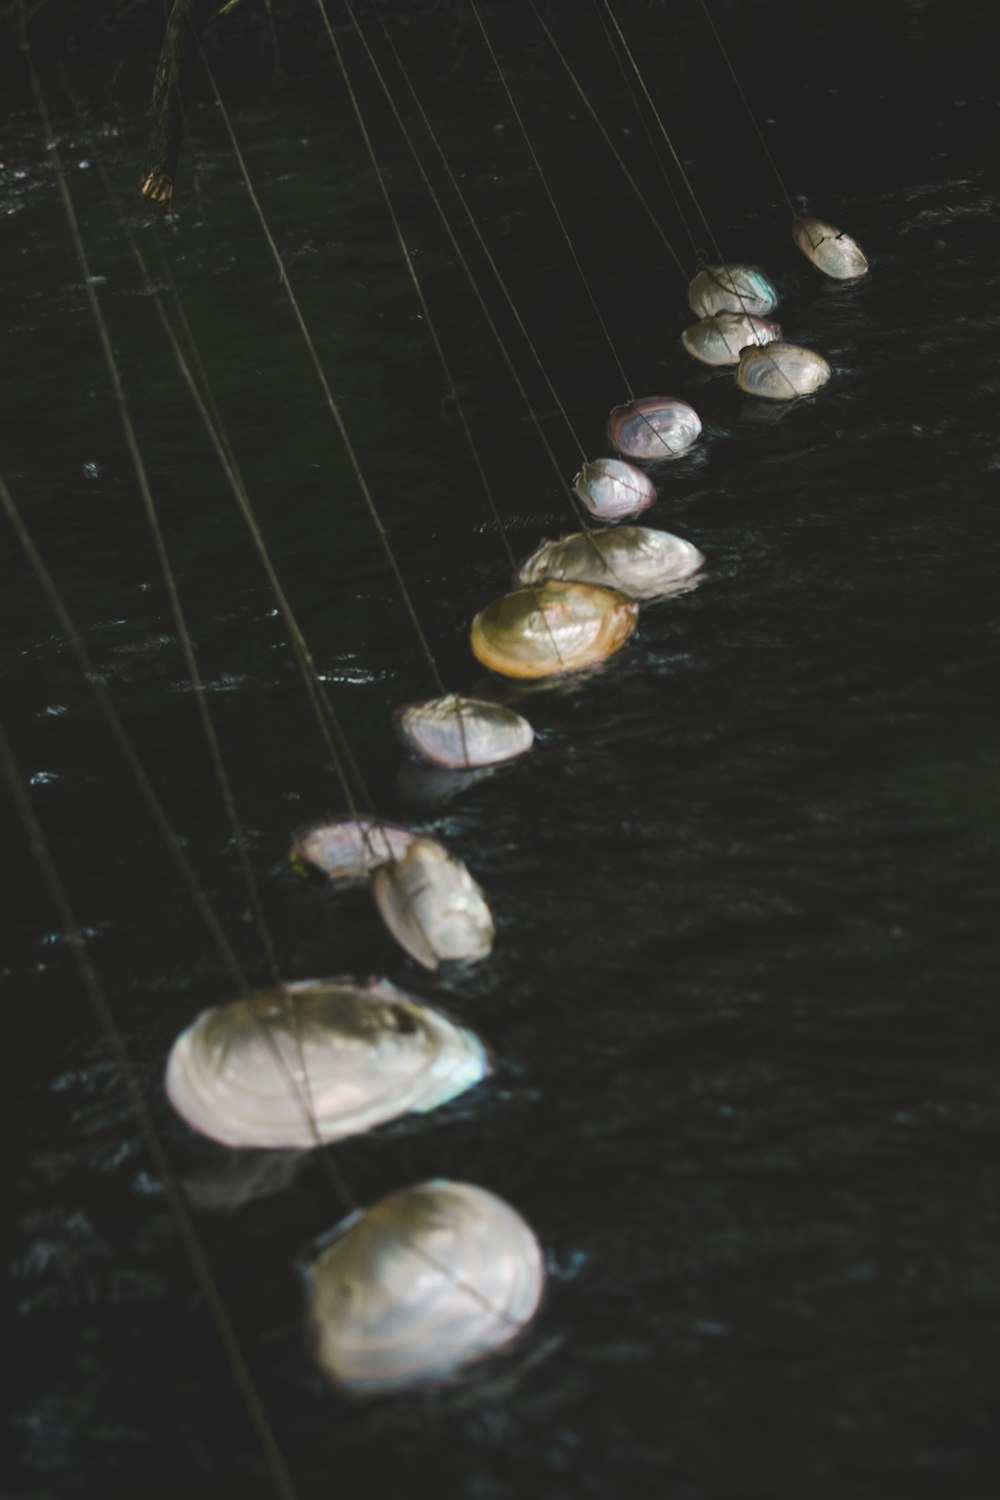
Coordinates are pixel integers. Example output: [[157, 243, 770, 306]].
[[165, 978, 489, 1150], [682, 311, 782, 367], [606, 397, 702, 464], [293, 816, 415, 880], [687, 263, 778, 317], [735, 341, 831, 400], [514, 527, 704, 602], [308, 1179, 545, 1397], [372, 837, 494, 970], [396, 694, 533, 770], [792, 216, 868, 280], [470, 580, 639, 679], [572, 457, 656, 522]]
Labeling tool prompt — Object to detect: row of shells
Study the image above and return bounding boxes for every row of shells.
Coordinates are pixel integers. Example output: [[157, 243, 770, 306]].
[[164, 211, 867, 1397]]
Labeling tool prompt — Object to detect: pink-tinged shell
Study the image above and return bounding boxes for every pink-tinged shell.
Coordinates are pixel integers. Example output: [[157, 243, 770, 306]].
[[396, 694, 533, 769], [792, 216, 868, 280], [572, 457, 656, 522], [292, 816, 415, 880], [372, 837, 494, 970], [470, 581, 639, 680], [687, 263, 778, 317], [681, 312, 782, 367], [514, 527, 704, 603], [735, 341, 831, 400], [606, 397, 702, 463], [307, 1179, 545, 1397]]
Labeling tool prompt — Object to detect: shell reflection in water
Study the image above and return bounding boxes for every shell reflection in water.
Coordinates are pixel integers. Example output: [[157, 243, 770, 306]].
[[735, 342, 832, 400], [293, 816, 415, 880], [682, 311, 781, 367], [396, 693, 533, 769], [514, 527, 704, 603], [471, 580, 639, 679], [687, 263, 778, 318], [308, 1179, 545, 1397], [165, 978, 489, 1149], [372, 837, 494, 969], [573, 457, 656, 521], [606, 397, 702, 463], [792, 216, 868, 280]]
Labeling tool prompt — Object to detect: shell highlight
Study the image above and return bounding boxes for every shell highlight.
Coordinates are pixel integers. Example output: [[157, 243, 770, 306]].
[[606, 397, 702, 464], [687, 263, 778, 318], [308, 1179, 545, 1397], [372, 837, 494, 970], [514, 527, 704, 602], [735, 341, 831, 400], [572, 457, 656, 522], [292, 816, 415, 880], [792, 216, 868, 280], [470, 580, 639, 680], [682, 311, 782, 367], [396, 694, 533, 770], [164, 978, 489, 1150]]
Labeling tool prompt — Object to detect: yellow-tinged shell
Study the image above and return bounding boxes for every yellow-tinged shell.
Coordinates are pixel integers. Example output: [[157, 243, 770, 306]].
[[572, 457, 656, 521], [514, 528, 704, 602], [606, 396, 701, 463], [792, 216, 868, 280], [735, 342, 831, 400], [292, 816, 415, 880], [682, 312, 782, 367], [470, 581, 639, 679], [687, 263, 778, 318], [396, 694, 533, 769], [164, 978, 489, 1149], [307, 1179, 545, 1397], [372, 837, 494, 969]]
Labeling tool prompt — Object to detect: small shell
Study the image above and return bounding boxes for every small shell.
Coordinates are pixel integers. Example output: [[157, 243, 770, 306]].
[[514, 527, 704, 602], [307, 1179, 545, 1397], [572, 457, 656, 522], [470, 580, 639, 679], [606, 397, 702, 463], [396, 694, 533, 769], [687, 264, 778, 317], [682, 312, 782, 367], [372, 837, 494, 970], [165, 978, 489, 1149], [735, 341, 831, 400], [292, 816, 415, 880], [792, 216, 868, 280]]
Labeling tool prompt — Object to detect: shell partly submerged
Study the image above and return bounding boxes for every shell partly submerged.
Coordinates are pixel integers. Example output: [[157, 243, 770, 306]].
[[606, 397, 702, 464], [514, 527, 704, 603], [573, 457, 656, 522], [682, 311, 782, 367], [792, 216, 868, 280], [471, 580, 639, 679], [687, 263, 778, 318], [372, 837, 494, 970], [308, 1179, 545, 1397], [293, 816, 415, 880], [396, 694, 533, 770], [735, 341, 831, 400], [165, 978, 489, 1150]]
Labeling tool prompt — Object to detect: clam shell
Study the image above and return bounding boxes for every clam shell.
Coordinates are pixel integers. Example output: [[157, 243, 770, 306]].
[[681, 311, 782, 367], [396, 694, 533, 769], [292, 816, 415, 880], [687, 263, 778, 317], [308, 1179, 545, 1397], [735, 341, 831, 400], [607, 397, 702, 463], [792, 216, 868, 280], [572, 457, 656, 522], [372, 837, 494, 970], [470, 580, 639, 679], [165, 978, 489, 1149], [514, 527, 704, 602]]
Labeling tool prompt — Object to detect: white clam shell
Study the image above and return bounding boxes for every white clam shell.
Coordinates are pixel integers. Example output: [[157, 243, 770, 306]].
[[372, 837, 494, 969], [682, 312, 781, 367], [396, 694, 533, 769], [165, 978, 489, 1149], [735, 341, 831, 400], [470, 581, 639, 679], [792, 216, 868, 280], [607, 397, 702, 463], [687, 263, 778, 317], [514, 527, 704, 602], [292, 816, 416, 880], [308, 1179, 545, 1397], [572, 457, 656, 521]]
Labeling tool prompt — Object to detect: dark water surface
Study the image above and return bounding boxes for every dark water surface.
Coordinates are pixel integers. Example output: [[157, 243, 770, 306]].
[[4, 2, 1000, 1496]]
